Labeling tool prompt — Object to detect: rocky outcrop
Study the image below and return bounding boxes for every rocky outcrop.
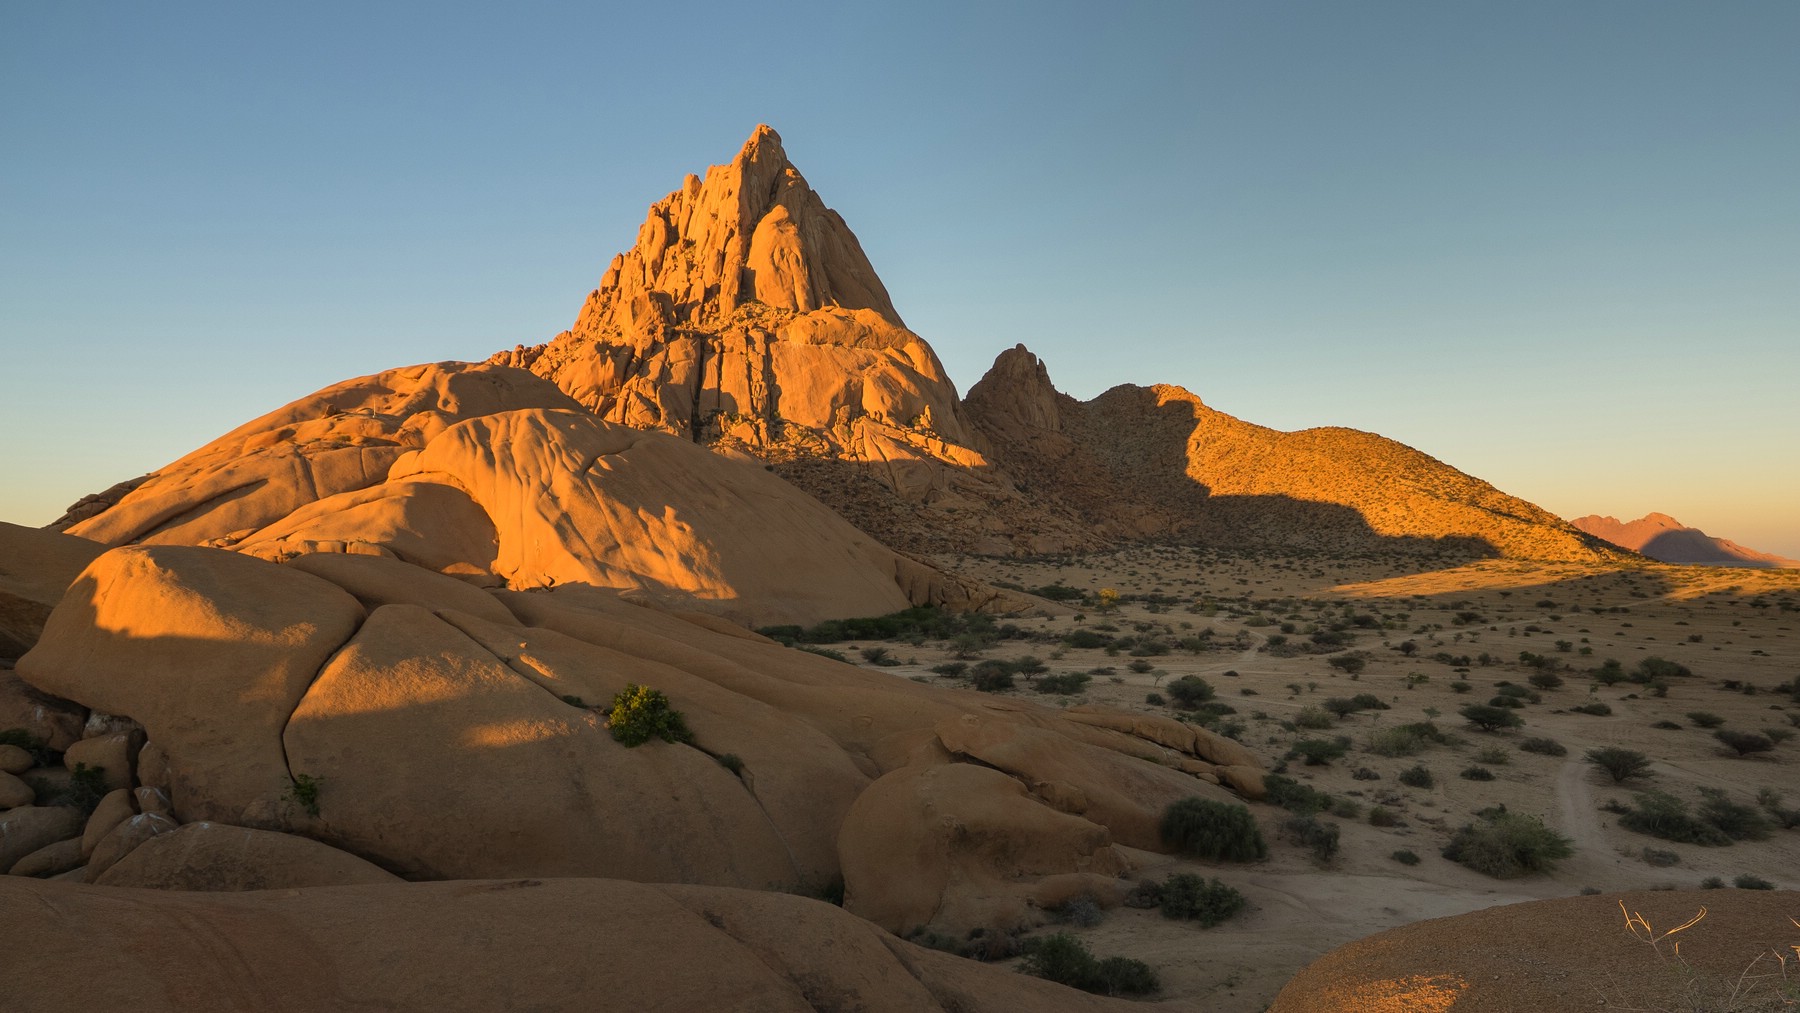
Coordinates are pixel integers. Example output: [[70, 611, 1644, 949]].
[[490, 126, 1009, 541], [49, 362, 1013, 627], [2, 876, 1143, 1013], [15, 544, 1261, 932], [1572, 512, 1798, 568], [964, 345, 1628, 561]]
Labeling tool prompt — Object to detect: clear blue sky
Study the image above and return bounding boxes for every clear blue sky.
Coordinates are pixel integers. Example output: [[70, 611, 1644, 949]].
[[4, 2, 1797, 557]]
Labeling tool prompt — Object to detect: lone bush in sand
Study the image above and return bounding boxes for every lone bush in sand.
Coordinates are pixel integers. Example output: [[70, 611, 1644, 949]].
[[1459, 703, 1523, 732], [1441, 809, 1572, 878], [606, 685, 694, 747], [1160, 798, 1267, 862], [1157, 874, 1247, 926], [1020, 933, 1158, 997], [1714, 729, 1774, 757], [1585, 747, 1654, 783], [1166, 675, 1216, 709]]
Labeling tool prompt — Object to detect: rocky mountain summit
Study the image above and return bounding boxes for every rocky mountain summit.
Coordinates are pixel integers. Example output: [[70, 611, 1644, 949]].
[[1571, 512, 1798, 568], [488, 126, 1623, 562]]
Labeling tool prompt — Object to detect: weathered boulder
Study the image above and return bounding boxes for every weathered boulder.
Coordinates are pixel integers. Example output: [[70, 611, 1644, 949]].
[[8, 835, 82, 877], [283, 603, 800, 887], [63, 731, 142, 793], [0, 522, 106, 659], [0, 769, 34, 808], [80, 788, 135, 858], [95, 821, 401, 890], [838, 763, 1128, 935], [84, 810, 179, 880], [17, 545, 366, 825], [0, 805, 83, 872], [0, 667, 86, 752], [0, 742, 33, 774]]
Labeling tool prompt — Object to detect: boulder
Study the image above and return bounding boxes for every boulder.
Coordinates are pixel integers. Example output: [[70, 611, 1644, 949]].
[[0, 769, 34, 808], [0, 522, 106, 659], [283, 603, 799, 888], [0, 805, 83, 872], [8, 835, 82, 877], [16, 545, 366, 826], [0, 742, 33, 774], [85, 811, 178, 881], [63, 731, 142, 793], [0, 668, 86, 752], [838, 762, 1128, 935], [95, 821, 401, 890], [80, 788, 136, 859]]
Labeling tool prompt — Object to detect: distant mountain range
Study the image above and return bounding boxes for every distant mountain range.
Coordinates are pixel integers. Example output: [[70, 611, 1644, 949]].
[[1569, 512, 1798, 568]]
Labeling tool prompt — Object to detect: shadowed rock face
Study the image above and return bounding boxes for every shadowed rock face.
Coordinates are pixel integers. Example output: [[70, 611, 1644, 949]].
[[1571, 512, 1798, 568], [964, 345, 1626, 561], [2, 876, 1146, 1013]]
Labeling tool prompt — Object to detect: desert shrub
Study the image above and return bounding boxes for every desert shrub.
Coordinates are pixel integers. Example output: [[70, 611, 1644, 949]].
[[970, 660, 1016, 692], [1757, 789, 1800, 829], [1519, 737, 1568, 756], [929, 661, 968, 678], [1293, 706, 1335, 730], [282, 772, 324, 817], [1700, 876, 1725, 889], [1369, 806, 1400, 828], [1020, 933, 1159, 997], [1289, 737, 1349, 766], [1282, 815, 1340, 863], [1459, 704, 1524, 732], [1696, 789, 1770, 841], [1062, 629, 1113, 649], [1635, 657, 1691, 681], [1327, 655, 1366, 675], [1035, 672, 1091, 695], [1488, 695, 1524, 710], [1157, 874, 1247, 927], [1441, 810, 1573, 878], [1685, 711, 1725, 729], [35, 762, 109, 816], [1460, 765, 1496, 781], [607, 685, 694, 746], [1640, 847, 1680, 867], [798, 645, 849, 662], [1391, 849, 1421, 865], [1166, 675, 1215, 709], [1733, 874, 1775, 890], [1528, 672, 1564, 690], [859, 646, 894, 665], [1651, 720, 1682, 730], [1348, 693, 1389, 711], [1033, 584, 1086, 602], [1262, 774, 1334, 816], [1050, 896, 1104, 927], [1570, 702, 1613, 716], [1398, 765, 1435, 789], [1494, 684, 1539, 703], [1765, 728, 1793, 746], [1614, 790, 1771, 846], [0, 729, 55, 766], [1367, 721, 1449, 757], [1585, 747, 1654, 784], [1449, 681, 1472, 694], [1144, 692, 1165, 706], [1160, 798, 1267, 861], [1713, 729, 1773, 756], [1322, 697, 1360, 720], [1330, 798, 1362, 819], [1475, 747, 1509, 766]]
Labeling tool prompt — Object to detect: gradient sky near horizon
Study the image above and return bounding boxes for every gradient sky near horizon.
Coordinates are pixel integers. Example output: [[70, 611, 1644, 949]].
[[4, 2, 1797, 557]]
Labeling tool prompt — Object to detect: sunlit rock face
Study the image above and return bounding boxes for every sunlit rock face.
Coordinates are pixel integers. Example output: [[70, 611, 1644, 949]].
[[48, 360, 1014, 628]]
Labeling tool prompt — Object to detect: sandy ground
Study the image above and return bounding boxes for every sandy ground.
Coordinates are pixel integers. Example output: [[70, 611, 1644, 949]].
[[844, 547, 1800, 1010]]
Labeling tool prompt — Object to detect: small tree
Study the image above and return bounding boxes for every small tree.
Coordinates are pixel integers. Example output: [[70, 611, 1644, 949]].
[[1584, 747, 1653, 784], [1166, 675, 1215, 709], [1459, 703, 1524, 732], [1327, 655, 1366, 676]]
